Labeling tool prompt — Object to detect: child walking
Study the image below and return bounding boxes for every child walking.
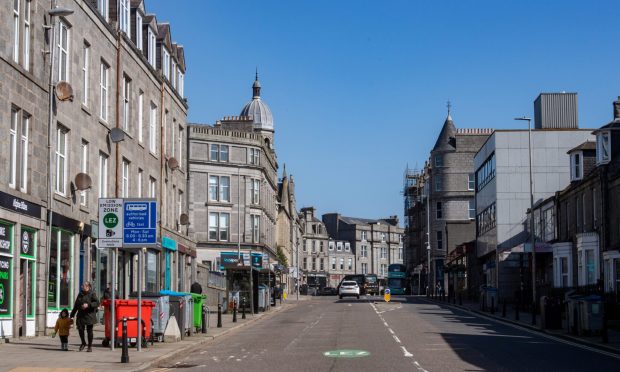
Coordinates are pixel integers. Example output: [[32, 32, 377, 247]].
[[53, 308, 73, 351]]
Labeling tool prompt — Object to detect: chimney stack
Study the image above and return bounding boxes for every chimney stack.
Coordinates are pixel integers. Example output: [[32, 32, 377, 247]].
[[614, 96, 620, 121]]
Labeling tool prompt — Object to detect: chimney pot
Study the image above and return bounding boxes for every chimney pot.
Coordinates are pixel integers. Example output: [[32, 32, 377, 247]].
[[614, 97, 620, 120]]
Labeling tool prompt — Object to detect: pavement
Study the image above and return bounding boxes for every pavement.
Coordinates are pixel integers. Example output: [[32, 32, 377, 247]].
[[0, 297, 305, 372], [152, 295, 620, 372]]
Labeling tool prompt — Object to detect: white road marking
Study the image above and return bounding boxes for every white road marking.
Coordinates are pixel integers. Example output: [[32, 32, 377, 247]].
[[388, 328, 395, 334], [401, 346, 413, 357], [200, 350, 207, 354], [383, 321, 389, 327], [393, 335, 401, 343], [284, 312, 325, 351]]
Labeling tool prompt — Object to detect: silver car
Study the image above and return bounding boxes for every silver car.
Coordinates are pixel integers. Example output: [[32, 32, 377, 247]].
[[339, 280, 360, 299]]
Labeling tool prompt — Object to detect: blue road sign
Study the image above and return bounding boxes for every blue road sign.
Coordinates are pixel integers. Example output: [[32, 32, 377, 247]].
[[123, 198, 157, 248]]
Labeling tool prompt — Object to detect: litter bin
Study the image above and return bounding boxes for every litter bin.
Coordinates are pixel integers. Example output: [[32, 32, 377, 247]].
[[160, 290, 193, 338], [102, 299, 155, 347], [129, 291, 170, 342], [579, 295, 603, 335], [184, 292, 207, 331], [541, 296, 562, 330], [566, 295, 583, 334]]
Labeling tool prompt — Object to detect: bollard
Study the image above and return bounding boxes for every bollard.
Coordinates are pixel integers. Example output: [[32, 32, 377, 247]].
[[491, 297, 495, 314], [602, 301, 609, 343], [121, 317, 129, 363], [532, 301, 537, 326], [201, 306, 207, 334], [502, 300, 507, 318], [458, 293, 462, 306], [515, 302, 520, 321], [232, 300, 237, 323], [217, 303, 222, 328], [242, 297, 246, 320]]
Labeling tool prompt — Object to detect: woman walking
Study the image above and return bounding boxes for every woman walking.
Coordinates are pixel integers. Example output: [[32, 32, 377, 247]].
[[70, 281, 99, 352]]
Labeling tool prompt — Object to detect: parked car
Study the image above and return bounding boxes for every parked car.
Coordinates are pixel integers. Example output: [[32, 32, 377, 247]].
[[339, 281, 360, 299]]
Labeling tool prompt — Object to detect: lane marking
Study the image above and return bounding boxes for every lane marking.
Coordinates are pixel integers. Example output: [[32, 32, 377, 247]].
[[383, 321, 389, 327], [393, 335, 401, 343], [388, 328, 395, 334], [401, 346, 414, 357]]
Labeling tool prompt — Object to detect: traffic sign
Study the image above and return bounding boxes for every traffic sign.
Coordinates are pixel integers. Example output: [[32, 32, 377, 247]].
[[123, 198, 157, 248], [98, 198, 123, 247], [384, 288, 391, 302]]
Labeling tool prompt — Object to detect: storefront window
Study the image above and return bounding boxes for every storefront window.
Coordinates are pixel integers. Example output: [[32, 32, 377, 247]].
[[20, 228, 36, 318], [0, 221, 13, 317], [48, 229, 73, 309]]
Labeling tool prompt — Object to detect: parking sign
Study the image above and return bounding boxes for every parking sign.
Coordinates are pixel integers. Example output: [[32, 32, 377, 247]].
[[98, 198, 124, 247]]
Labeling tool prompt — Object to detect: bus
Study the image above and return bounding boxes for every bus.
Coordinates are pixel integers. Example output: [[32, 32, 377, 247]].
[[387, 264, 409, 295]]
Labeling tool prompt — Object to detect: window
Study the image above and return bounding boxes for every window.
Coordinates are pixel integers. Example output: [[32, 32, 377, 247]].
[[398, 247, 403, 260], [210, 144, 219, 161], [249, 148, 260, 165], [149, 177, 156, 198], [361, 245, 367, 257], [178, 72, 185, 97], [593, 188, 598, 228], [337, 242, 343, 251], [48, 229, 73, 309], [436, 202, 443, 219], [312, 257, 316, 271], [361, 263, 368, 274], [320, 258, 324, 271], [320, 241, 324, 252], [55, 125, 68, 195], [19, 112, 28, 191], [100, 62, 109, 121], [303, 241, 307, 252], [434, 154, 443, 167], [121, 159, 130, 197], [177, 190, 183, 231], [208, 176, 230, 202], [571, 152, 583, 181], [361, 231, 367, 241], [436, 231, 443, 251], [178, 126, 183, 167], [97, 0, 109, 20], [98, 153, 108, 198], [329, 241, 334, 251], [476, 153, 496, 191], [347, 258, 353, 271], [469, 199, 475, 220], [209, 212, 230, 241], [303, 257, 308, 270], [137, 91, 143, 142], [82, 43, 90, 105], [137, 169, 143, 198], [57, 21, 69, 81], [331, 257, 336, 270], [476, 202, 497, 236], [339, 258, 344, 270], [163, 49, 170, 79], [381, 233, 386, 242], [312, 241, 316, 253], [435, 176, 442, 191], [381, 264, 387, 277], [80, 141, 88, 206], [381, 246, 387, 259], [9, 109, 18, 188], [171, 60, 176, 88], [122, 75, 131, 131], [23, 0, 30, 69], [220, 145, 229, 162], [251, 179, 260, 204], [468, 173, 475, 191], [13, 0, 20, 63], [560, 257, 569, 287], [147, 28, 156, 66], [251, 215, 260, 243], [149, 102, 157, 153], [119, 0, 130, 34], [135, 13, 143, 50], [597, 131, 611, 164]]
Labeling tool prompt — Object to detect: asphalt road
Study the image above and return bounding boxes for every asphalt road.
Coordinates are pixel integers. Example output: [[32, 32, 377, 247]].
[[152, 296, 620, 372]]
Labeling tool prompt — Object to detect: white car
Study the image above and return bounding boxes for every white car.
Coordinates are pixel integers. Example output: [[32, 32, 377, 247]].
[[339, 281, 360, 299]]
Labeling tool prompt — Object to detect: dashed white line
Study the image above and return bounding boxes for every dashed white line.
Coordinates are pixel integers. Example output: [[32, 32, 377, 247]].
[[388, 328, 395, 335], [393, 335, 401, 343], [383, 321, 389, 327], [401, 346, 413, 357]]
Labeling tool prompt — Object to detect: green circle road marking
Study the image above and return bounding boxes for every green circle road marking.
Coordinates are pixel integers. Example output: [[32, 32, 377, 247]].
[[323, 349, 370, 358], [103, 213, 119, 228]]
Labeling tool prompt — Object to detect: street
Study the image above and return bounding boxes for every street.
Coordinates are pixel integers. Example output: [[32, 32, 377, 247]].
[[153, 296, 620, 371]]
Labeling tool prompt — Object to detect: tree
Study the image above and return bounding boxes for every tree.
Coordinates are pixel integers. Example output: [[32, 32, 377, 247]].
[[276, 246, 288, 268]]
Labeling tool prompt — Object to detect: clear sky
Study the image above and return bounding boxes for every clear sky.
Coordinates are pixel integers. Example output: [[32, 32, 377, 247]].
[[148, 0, 620, 223]]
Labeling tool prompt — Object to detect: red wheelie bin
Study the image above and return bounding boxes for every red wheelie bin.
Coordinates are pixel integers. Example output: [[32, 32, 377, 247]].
[[102, 299, 155, 347]]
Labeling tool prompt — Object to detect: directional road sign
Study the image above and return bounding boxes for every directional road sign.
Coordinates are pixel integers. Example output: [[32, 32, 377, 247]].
[[123, 198, 157, 248], [98, 198, 123, 248]]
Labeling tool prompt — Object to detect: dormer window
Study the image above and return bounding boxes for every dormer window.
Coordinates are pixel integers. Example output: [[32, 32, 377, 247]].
[[570, 152, 583, 181], [597, 131, 611, 164], [135, 13, 143, 51], [119, 0, 130, 35], [97, 0, 109, 21], [163, 49, 170, 79], [147, 28, 156, 66]]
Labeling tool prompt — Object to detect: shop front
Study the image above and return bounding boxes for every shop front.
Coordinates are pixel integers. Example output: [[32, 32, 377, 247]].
[[162, 236, 177, 291]]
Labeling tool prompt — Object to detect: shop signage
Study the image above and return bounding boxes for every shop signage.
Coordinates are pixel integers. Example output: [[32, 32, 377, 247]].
[[0, 223, 10, 254], [220, 252, 251, 269], [0, 190, 41, 219], [0, 255, 11, 315], [251, 253, 263, 269], [123, 198, 157, 248], [20, 229, 35, 257], [98, 198, 124, 248]]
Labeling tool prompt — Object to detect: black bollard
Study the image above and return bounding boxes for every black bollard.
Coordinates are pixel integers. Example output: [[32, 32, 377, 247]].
[[459, 293, 462, 306], [217, 303, 222, 328], [502, 300, 507, 318], [515, 302, 520, 321], [602, 301, 609, 343], [491, 297, 495, 314], [232, 300, 237, 323], [121, 317, 129, 363], [532, 300, 537, 326], [242, 297, 246, 320], [201, 306, 207, 334]]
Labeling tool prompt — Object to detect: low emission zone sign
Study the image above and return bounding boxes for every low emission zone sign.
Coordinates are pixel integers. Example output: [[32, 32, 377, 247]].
[[98, 198, 123, 247]]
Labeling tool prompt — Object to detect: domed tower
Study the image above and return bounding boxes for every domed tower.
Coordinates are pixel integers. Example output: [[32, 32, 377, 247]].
[[240, 71, 274, 148]]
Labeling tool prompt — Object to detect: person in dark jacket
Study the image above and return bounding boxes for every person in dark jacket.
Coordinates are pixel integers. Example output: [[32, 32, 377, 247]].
[[70, 281, 99, 352], [190, 282, 203, 294]]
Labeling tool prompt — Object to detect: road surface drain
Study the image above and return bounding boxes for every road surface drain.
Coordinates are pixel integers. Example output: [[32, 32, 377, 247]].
[[323, 349, 370, 358]]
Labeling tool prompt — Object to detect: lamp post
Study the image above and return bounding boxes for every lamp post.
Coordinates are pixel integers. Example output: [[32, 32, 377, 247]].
[[44, 4, 74, 335], [514, 116, 536, 326]]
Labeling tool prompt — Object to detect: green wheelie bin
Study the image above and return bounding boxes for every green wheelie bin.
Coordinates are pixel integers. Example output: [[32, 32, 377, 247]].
[[185, 292, 207, 332]]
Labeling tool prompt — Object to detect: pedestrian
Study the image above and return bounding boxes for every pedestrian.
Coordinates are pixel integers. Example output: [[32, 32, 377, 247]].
[[70, 281, 100, 352], [53, 308, 73, 351]]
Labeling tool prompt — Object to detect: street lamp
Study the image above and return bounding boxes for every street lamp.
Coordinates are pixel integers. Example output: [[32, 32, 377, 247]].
[[514, 116, 536, 326], [44, 4, 73, 336]]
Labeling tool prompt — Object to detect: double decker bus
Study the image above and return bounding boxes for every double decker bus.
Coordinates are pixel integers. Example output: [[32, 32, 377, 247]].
[[387, 264, 408, 295]]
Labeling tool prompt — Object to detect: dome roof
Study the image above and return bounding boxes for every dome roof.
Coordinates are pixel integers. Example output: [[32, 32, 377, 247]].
[[240, 73, 273, 131]]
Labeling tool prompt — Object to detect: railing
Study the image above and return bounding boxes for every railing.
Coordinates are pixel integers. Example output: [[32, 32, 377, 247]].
[[208, 270, 226, 290]]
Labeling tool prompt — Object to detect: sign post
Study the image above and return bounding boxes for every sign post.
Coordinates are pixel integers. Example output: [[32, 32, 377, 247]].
[[123, 198, 157, 352], [99, 198, 123, 350]]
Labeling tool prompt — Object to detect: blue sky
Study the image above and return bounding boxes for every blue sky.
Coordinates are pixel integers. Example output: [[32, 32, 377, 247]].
[[148, 0, 620, 223]]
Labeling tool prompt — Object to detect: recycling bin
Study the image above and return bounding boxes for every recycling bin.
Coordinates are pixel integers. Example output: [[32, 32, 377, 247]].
[[102, 299, 155, 347], [578, 295, 603, 335], [184, 292, 207, 331], [129, 291, 170, 342], [160, 290, 194, 337]]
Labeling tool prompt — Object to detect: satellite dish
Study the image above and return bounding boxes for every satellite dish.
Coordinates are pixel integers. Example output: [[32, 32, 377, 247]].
[[55, 81, 74, 102], [168, 157, 179, 170], [74, 173, 92, 191], [109, 128, 125, 143], [179, 213, 189, 225]]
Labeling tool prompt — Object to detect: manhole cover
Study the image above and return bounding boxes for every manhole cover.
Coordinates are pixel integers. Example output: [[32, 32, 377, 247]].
[[323, 349, 370, 358]]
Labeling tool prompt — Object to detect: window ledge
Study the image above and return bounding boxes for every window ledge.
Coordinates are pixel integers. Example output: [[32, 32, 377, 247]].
[[53, 193, 71, 206], [81, 105, 92, 116]]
